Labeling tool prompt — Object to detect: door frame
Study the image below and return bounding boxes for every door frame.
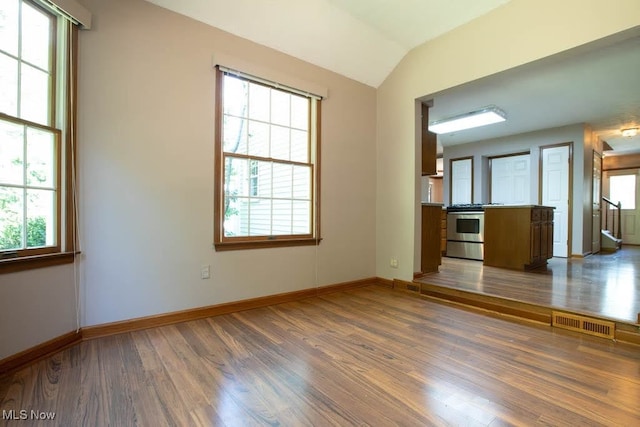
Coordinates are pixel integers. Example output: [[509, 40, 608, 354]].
[[539, 142, 573, 257], [592, 150, 603, 254]]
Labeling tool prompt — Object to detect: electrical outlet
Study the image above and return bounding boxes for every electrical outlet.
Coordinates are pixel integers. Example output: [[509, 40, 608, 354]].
[[390, 258, 398, 268], [201, 265, 210, 279]]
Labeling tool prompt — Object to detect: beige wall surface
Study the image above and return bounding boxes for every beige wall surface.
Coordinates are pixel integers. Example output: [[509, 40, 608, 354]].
[[0, 265, 78, 360], [377, 0, 640, 280], [4, 0, 639, 361], [73, 0, 376, 326]]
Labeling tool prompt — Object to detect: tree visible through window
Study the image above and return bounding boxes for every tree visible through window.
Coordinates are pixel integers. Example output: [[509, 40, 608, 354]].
[[214, 67, 321, 250], [0, 0, 77, 268]]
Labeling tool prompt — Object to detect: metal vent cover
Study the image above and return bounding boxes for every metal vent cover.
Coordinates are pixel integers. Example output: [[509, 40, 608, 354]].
[[552, 311, 615, 339]]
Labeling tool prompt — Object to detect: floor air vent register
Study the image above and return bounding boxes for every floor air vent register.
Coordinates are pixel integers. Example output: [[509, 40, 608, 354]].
[[552, 311, 615, 339]]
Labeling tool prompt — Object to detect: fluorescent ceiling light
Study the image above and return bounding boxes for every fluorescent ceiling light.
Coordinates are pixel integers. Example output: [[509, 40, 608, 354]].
[[429, 105, 506, 134], [621, 128, 638, 138]]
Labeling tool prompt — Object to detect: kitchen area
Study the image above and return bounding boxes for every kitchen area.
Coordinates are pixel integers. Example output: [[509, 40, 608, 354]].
[[419, 105, 556, 275]]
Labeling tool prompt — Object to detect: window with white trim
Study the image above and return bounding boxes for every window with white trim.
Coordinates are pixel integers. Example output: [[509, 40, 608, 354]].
[[214, 67, 321, 250], [0, 0, 78, 270]]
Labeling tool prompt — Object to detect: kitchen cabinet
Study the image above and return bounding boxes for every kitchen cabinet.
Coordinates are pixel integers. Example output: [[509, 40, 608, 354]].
[[421, 204, 444, 273], [421, 103, 437, 176], [484, 205, 554, 270], [440, 208, 447, 255]]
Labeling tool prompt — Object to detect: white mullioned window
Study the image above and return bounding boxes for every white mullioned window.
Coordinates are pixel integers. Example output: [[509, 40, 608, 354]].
[[214, 67, 321, 250]]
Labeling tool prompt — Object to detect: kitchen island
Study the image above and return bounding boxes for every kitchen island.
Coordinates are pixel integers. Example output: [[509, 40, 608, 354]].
[[483, 205, 554, 270]]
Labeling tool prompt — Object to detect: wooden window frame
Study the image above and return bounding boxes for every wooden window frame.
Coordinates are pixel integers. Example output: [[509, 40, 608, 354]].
[[0, 2, 78, 273], [213, 67, 322, 251]]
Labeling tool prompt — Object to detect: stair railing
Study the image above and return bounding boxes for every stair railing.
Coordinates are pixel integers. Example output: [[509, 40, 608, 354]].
[[602, 197, 622, 240]]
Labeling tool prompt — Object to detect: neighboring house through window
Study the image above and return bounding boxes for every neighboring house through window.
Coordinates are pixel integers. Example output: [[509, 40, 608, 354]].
[[214, 66, 322, 250]]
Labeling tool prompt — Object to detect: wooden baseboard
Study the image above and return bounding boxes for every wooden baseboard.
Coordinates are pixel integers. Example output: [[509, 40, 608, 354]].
[[376, 277, 394, 288], [0, 330, 81, 377], [82, 277, 379, 340], [3, 276, 636, 377], [1, 277, 379, 376], [616, 329, 640, 346]]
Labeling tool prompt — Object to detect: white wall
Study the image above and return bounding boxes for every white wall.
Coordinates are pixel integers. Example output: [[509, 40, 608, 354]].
[[378, 0, 640, 280], [76, 0, 377, 326]]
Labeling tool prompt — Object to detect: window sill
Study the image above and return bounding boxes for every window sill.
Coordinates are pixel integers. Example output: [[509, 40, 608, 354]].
[[0, 252, 78, 274], [214, 238, 322, 251]]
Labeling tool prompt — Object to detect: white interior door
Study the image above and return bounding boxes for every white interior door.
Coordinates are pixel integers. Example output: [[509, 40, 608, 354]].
[[451, 158, 472, 204], [542, 145, 569, 257], [490, 154, 531, 204]]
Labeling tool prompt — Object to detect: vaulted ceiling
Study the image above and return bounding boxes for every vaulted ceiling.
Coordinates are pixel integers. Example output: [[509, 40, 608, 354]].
[[145, 0, 640, 155], [146, 0, 510, 88]]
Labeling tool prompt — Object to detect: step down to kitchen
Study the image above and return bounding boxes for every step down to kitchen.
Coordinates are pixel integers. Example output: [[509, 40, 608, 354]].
[[552, 311, 615, 339], [410, 281, 640, 344]]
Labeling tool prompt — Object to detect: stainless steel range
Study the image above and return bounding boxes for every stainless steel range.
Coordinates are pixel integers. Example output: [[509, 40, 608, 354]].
[[446, 204, 485, 261]]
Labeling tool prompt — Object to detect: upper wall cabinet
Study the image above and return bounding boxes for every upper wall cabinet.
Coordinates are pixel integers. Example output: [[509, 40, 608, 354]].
[[421, 103, 437, 176]]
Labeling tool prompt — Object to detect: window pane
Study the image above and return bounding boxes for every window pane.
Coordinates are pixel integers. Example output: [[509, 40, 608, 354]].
[[291, 129, 308, 163], [254, 160, 271, 198], [0, 119, 24, 185], [272, 163, 292, 198], [270, 90, 290, 126], [26, 126, 55, 188], [223, 195, 240, 237], [0, 53, 18, 117], [0, 0, 19, 56], [0, 186, 24, 250], [292, 200, 311, 234], [272, 199, 291, 235], [610, 175, 636, 210], [248, 120, 269, 157], [223, 116, 247, 154], [217, 70, 317, 244], [26, 188, 54, 247], [21, 2, 51, 71], [290, 95, 308, 130], [249, 198, 271, 236], [292, 165, 311, 199], [20, 63, 49, 124], [223, 75, 248, 118], [248, 82, 269, 122], [270, 125, 289, 161], [224, 157, 249, 198]]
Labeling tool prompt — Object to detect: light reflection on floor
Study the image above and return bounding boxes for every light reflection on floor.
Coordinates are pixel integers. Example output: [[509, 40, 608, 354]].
[[424, 247, 640, 323]]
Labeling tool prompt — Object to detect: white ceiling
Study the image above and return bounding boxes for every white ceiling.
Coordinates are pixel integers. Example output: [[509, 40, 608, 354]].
[[145, 0, 509, 88], [145, 0, 640, 156], [426, 33, 640, 155]]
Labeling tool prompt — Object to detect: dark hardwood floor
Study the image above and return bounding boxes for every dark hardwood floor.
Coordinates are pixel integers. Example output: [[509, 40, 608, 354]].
[[416, 246, 640, 324], [1, 286, 639, 426]]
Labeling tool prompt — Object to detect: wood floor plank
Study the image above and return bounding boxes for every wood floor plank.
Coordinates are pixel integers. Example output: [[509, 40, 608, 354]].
[[1, 285, 639, 426], [417, 246, 640, 323]]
